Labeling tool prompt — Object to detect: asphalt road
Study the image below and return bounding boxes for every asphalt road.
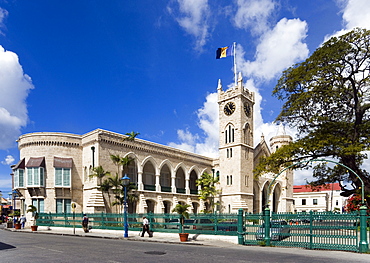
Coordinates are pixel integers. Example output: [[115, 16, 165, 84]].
[[1, 230, 370, 263]]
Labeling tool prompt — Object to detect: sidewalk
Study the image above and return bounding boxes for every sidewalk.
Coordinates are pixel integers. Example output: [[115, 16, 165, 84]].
[[3, 225, 239, 248]]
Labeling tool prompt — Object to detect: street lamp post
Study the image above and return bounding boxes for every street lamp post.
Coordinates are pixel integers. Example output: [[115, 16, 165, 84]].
[[121, 174, 130, 238]]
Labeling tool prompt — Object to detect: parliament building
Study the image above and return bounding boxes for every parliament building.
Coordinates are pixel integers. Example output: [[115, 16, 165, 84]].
[[11, 73, 294, 216]]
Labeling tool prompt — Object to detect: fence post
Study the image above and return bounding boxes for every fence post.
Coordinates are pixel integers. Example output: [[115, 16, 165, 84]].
[[148, 212, 153, 230], [359, 205, 369, 253], [101, 212, 104, 229], [264, 207, 271, 246], [309, 211, 313, 250], [48, 212, 52, 229], [237, 209, 244, 245]]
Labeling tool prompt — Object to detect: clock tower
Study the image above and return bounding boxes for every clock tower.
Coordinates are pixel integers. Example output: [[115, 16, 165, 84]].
[[217, 72, 255, 213]]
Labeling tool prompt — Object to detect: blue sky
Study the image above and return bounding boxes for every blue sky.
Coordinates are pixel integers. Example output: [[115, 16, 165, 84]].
[[0, 0, 369, 196]]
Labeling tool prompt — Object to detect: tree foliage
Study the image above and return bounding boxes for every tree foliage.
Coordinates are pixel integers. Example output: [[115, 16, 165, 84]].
[[196, 172, 219, 212], [255, 28, 370, 204], [172, 203, 190, 233], [124, 131, 140, 141], [90, 166, 110, 186]]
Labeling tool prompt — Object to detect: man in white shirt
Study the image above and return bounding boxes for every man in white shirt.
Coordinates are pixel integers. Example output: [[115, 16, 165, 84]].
[[141, 216, 152, 237]]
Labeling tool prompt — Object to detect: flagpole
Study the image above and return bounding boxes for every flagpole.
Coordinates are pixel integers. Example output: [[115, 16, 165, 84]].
[[233, 42, 237, 87]]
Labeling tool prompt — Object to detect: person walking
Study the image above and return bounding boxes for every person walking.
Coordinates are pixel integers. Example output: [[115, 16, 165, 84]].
[[82, 214, 89, 233], [20, 214, 26, 229], [141, 216, 152, 237]]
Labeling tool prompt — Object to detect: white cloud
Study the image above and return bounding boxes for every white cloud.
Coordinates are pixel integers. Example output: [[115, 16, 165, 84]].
[[0, 46, 34, 149], [169, 2, 369, 187], [325, 0, 370, 40], [169, 0, 210, 51], [234, 0, 276, 35], [342, 0, 370, 30], [239, 18, 308, 81], [1, 155, 15, 165], [168, 93, 219, 158], [0, 7, 8, 35], [169, 3, 308, 160]]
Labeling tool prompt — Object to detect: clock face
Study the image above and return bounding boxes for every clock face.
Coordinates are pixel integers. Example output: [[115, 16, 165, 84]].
[[224, 102, 236, 116], [244, 103, 251, 117]]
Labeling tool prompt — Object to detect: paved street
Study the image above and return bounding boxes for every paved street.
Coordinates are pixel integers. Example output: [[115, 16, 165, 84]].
[[1, 227, 370, 263]]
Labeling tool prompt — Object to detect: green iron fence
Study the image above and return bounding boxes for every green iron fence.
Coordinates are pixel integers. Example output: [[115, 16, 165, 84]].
[[242, 210, 369, 253], [36, 212, 239, 236], [37, 210, 369, 253]]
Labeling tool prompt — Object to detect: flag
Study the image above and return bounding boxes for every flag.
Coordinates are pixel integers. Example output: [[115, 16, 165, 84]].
[[216, 45, 234, 59]]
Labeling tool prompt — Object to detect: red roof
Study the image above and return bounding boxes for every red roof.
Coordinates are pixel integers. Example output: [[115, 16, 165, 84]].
[[293, 183, 341, 193]]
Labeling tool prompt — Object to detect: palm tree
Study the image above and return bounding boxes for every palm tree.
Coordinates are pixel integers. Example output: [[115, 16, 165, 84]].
[[26, 205, 38, 226], [90, 166, 111, 212], [124, 131, 139, 141], [108, 173, 123, 213], [110, 154, 122, 177], [120, 156, 134, 175], [172, 204, 191, 233], [99, 179, 112, 211], [90, 166, 110, 186], [196, 172, 220, 213]]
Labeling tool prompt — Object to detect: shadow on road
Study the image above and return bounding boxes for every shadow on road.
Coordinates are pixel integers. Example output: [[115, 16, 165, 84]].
[[0, 242, 16, 250]]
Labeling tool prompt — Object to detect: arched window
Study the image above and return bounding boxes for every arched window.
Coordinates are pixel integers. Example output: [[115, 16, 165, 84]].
[[244, 123, 251, 145], [225, 124, 235, 144]]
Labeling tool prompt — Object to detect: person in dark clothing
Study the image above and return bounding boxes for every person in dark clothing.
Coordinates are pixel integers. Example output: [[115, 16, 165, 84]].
[[82, 214, 89, 233], [141, 216, 152, 237]]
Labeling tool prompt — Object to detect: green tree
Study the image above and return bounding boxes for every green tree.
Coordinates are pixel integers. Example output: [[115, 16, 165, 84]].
[[109, 155, 136, 213], [120, 156, 134, 175], [90, 166, 110, 186], [26, 205, 38, 226], [111, 181, 138, 213], [255, 28, 370, 204], [110, 154, 134, 177], [196, 172, 219, 213], [108, 173, 123, 213], [110, 154, 122, 177], [172, 204, 190, 233], [89, 166, 111, 211], [124, 131, 140, 141]]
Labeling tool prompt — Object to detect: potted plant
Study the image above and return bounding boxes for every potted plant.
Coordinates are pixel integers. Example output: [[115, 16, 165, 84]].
[[12, 211, 21, 229], [27, 205, 39, 231], [172, 203, 191, 242]]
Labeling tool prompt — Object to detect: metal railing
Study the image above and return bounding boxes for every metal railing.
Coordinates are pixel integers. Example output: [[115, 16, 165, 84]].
[[36, 212, 239, 236], [241, 210, 369, 253], [36, 209, 369, 253]]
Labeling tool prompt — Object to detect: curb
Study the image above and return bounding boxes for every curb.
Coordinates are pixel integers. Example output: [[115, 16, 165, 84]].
[[2, 227, 205, 246]]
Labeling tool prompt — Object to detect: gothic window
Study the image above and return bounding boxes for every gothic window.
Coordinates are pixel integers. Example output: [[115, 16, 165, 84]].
[[225, 124, 235, 144], [244, 123, 251, 145]]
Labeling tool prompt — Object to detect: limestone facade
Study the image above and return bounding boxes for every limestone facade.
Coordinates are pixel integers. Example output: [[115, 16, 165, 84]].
[[11, 73, 294, 219]]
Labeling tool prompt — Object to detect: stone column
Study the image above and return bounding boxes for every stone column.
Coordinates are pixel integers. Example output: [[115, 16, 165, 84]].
[[155, 173, 160, 191], [137, 171, 143, 191], [171, 175, 176, 193]]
